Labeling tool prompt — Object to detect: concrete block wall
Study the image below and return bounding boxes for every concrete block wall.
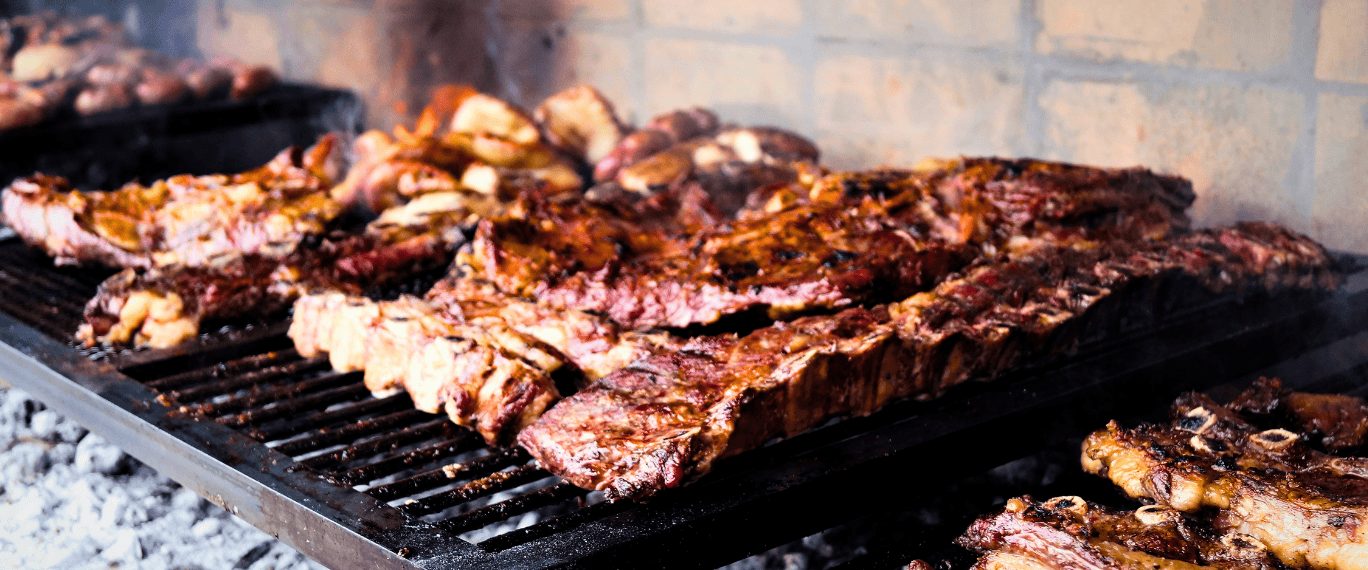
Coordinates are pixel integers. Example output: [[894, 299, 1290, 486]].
[[194, 0, 1368, 252]]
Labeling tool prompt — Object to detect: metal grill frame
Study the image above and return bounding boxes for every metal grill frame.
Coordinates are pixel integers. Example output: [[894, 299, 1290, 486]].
[[2, 250, 1368, 570]]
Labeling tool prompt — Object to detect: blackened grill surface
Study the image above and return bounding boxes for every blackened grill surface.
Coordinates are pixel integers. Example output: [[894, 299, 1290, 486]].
[[1, 235, 1367, 570]]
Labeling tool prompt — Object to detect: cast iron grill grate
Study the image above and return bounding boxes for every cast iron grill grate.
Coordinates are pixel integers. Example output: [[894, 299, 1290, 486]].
[[3, 234, 1368, 569]]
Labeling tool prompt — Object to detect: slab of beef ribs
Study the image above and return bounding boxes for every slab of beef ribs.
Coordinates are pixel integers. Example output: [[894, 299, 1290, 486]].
[[1, 134, 345, 268], [79, 191, 484, 348], [464, 159, 1195, 331], [288, 275, 675, 445], [518, 223, 1340, 500], [1082, 379, 1368, 570], [951, 495, 1292, 570]]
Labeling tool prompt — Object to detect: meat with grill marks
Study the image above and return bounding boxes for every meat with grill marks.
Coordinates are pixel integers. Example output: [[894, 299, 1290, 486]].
[[1082, 381, 1368, 570], [518, 223, 1340, 500], [288, 275, 674, 445], [465, 158, 1194, 331], [744, 157, 1194, 244], [465, 190, 976, 330], [1, 135, 345, 269], [78, 190, 486, 348], [952, 495, 1293, 570]]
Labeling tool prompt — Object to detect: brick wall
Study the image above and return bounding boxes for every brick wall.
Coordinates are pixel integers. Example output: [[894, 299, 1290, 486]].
[[195, 0, 1368, 252]]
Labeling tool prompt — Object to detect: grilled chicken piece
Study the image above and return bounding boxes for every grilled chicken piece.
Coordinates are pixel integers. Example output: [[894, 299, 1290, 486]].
[[78, 190, 481, 348], [180, 61, 233, 100], [593, 129, 673, 183], [228, 64, 277, 100], [1082, 382, 1368, 570], [593, 107, 720, 183], [0, 79, 69, 130], [134, 68, 189, 105], [534, 85, 627, 165], [2, 135, 345, 269], [334, 87, 587, 213], [955, 496, 1292, 570], [73, 82, 135, 115], [451, 93, 540, 145], [519, 224, 1340, 500]]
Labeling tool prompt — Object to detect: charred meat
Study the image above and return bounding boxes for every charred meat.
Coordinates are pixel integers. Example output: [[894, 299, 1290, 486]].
[[954, 495, 1292, 570], [288, 276, 674, 445], [467, 159, 1196, 331], [1082, 380, 1368, 570], [519, 224, 1339, 500], [77, 190, 481, 348], [2, 135, 344, 269]]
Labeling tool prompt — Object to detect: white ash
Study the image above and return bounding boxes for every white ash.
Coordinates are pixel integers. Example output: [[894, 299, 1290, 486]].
[[0, 388, 328, 570]]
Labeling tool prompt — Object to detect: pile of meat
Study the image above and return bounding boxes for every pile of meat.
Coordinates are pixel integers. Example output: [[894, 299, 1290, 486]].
[[0, 83, 1345, 502], [0, 10, 277, 130], [941, 378, 1368, 570]]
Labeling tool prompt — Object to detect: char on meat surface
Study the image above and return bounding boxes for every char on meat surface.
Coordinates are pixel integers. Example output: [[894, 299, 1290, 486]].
[[465, 158, 1195, 331], [463, 188, 976, 330], [1227, 377, 1368, 452], [952, 495, 1292, 570], [78, 190, 483, 348], [1082, 380, 1368, 570], [519, 223, 1339, 500], [1, 134, 345, 268]]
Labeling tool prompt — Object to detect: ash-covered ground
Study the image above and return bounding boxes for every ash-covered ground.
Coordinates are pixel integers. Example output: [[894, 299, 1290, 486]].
[[0, 387, 327, 570]]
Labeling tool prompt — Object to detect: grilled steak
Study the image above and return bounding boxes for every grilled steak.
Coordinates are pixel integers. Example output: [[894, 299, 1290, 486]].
[[1082, 381, 1368, 570], [2, 135, 344, 268], [466, 159, 1194, 331], [954, 495, 1292, 570], [78, 190, 485, 348], [519, 223, 1339, 500]]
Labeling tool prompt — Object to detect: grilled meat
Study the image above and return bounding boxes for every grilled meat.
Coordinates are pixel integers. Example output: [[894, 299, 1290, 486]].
[[1, 135, 345, 269], [467, 159, 1197, 331], [466, 190, 975, 330], [288, 276, 673, 445], [750, 157, 1195, 243], [1228, 377, 1368, 452], [955, 496, 1292, 570], [77, 190, 482, 348], [1082, 381, 1368, 570], [534, 85, 627, 165], [593, 107, 720, 183], [519, 223, 1339, 500], [289, 292, 561, 445]]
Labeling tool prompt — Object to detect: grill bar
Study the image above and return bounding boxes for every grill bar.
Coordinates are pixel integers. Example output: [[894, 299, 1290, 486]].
[[477, 499, 635, 552], [333, 434, 485, 487], [398, 464, 549, 517], [365, 448, 526, 502], [167, 357, 332, 405], [293, 418, 461, 473], [435, 482, 587, 536], [145, 348, 304, 391], [191, 366, 355, 418], [247, 393, 412, 442], [271, 408, 430, 457], [217, 377, 369, 429]]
